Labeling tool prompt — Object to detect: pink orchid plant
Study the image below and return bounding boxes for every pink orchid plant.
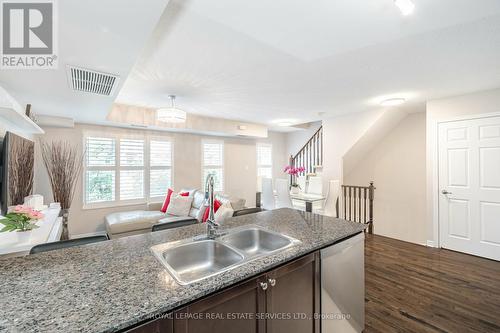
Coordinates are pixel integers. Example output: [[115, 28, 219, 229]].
[[284, 165, 306, 176], [0, 205, 44, 232], [284, 165, 306, 188]]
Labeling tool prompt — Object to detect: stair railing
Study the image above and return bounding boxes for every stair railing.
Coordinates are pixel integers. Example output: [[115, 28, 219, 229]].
[[337, 182, 375, 234], [290, 126, 323, 183]]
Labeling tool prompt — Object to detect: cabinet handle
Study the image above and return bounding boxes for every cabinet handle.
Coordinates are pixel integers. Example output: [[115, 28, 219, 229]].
[[260, 282, 268, 291], [268, 278, 276, 287]]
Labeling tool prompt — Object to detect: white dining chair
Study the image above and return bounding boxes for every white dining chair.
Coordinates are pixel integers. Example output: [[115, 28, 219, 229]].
[[275, 178, 293, 209], [316, 180, 340, 217], [261, 178, 275, 210], [307, 176, 323, 195]]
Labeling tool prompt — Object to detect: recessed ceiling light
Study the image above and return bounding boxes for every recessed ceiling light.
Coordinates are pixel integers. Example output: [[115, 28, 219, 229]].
[[277, 122, 293, 127], [380, 98, 406, 107], [394, 0, 415, 16]]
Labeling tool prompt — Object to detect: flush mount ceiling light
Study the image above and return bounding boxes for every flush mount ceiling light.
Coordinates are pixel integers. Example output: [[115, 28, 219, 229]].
[[272, 119, 299, 127], [157, 95, 187, 123], [394, 0, 415, 16], [380, 98, 406, 106]]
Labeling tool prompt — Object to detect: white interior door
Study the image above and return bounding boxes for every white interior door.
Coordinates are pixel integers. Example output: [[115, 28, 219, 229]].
[[439, 115, 500, 261]]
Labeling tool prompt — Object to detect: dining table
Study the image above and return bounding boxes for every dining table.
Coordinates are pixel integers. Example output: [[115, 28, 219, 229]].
[[289, 192, 326, 212]]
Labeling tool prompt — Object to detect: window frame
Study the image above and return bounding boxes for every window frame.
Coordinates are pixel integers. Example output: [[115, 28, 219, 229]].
[[82, 132, 174, 210], [201, 139, 225, 193], [256, 143, 273, 179]]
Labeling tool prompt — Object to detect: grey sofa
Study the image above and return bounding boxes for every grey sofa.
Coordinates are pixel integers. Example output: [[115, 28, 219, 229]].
[[105, 190, 246, 239]]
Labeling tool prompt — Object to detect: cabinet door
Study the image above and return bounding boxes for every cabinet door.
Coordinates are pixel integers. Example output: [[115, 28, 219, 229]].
[[266, 252, 320, 333], [174, 275, 267, 333]]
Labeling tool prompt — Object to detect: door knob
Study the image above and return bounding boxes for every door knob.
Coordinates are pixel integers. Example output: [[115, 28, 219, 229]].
[[441, 190, 452, 195], [260, 282, 268, 291], [268, 278, 276, 287]]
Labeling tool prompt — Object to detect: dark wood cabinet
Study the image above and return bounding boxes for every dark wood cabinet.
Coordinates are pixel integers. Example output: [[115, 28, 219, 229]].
[[266, 253, 320, 333], [124, 252, 320, 333], [174, 274, 267, 333]]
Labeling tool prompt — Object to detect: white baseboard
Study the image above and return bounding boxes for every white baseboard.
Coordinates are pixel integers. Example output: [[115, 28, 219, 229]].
[[426, 240, 436, 248], [70, 231, 108, 239]]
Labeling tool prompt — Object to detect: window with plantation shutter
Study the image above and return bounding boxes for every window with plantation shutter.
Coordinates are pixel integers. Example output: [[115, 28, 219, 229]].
[[149, 140, 172, 198], [84, 134, 173, 207], [202, 140, 224, 192], [257, 143, 273, 179]]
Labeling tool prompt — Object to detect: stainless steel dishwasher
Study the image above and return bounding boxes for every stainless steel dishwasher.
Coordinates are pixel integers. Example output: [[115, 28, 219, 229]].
[[321, 232, 365, 333]]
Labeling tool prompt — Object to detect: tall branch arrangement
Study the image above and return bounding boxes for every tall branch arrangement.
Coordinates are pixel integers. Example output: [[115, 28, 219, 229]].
[[40, 140, 84, 210], [8, 135, 35, 206]]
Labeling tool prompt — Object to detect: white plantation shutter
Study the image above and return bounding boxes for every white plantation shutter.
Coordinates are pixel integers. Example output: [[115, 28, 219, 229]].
[[84, 134, 173, 206], [150, 140, 172, 197], [150, 140, 172, 167], [203, 143, 223, 166], [257, 144, 272, 166], [150, 169, 172, 197], [257, 143, 273, 179], [119, 139, 145, 200], [120, 170, 144, 200], [120, 139, 144, 166], [85, 137, 116, 204], [86, 137, 115, 166], [202, 141, 224, 192]]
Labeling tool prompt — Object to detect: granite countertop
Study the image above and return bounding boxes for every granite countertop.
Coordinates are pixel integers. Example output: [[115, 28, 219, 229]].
[[0, 208, 366, 333]]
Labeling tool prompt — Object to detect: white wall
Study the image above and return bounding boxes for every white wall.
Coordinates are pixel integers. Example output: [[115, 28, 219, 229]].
[[426, 87, 500, 244], [322, 110, 383, 184], [34, 124, 287, 236], [345, 112, 427, 245]]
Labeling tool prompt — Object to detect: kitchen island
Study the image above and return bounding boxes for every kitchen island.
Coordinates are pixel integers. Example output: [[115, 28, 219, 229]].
[[0, 208, 366, 333]]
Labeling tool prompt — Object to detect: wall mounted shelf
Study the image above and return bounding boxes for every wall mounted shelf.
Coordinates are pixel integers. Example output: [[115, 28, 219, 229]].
[[0, 86, 44, 135]]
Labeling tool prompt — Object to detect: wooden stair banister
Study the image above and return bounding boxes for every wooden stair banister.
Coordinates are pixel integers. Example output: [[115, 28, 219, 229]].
[[290, 126, 323, 183], [337, 182, 375, 234]]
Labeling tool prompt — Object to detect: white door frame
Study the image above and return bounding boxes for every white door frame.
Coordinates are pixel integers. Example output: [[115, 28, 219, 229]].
[[432, 111, 500, 248]]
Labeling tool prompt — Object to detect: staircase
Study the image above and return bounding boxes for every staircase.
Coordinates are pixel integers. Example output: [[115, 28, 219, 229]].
[[290, 126, 323, 176]]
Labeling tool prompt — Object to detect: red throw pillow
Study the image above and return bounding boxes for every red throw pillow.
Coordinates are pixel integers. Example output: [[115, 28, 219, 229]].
[[202, 200, 222, 222], [179, 192, 189, 197], [160, 189, 174, 213]]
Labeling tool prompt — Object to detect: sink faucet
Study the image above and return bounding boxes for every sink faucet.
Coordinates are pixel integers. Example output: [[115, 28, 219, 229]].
[[204, 174, 219, 239]]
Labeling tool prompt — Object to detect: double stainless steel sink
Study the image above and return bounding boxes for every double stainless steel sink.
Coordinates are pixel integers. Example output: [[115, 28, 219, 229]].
[[151, 226, 300, 285]]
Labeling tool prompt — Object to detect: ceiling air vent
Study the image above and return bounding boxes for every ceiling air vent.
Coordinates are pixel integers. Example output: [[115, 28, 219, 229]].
[[67, 66, 120, 96]]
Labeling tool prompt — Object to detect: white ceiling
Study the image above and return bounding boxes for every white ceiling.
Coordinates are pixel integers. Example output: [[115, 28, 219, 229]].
[[0, 0, 169, 124], [2, 0, 500, 127], [116, 0, 500, 125]]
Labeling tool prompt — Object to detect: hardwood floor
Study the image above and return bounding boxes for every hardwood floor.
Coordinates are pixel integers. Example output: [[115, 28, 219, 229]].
[[364, 234, 500, 333]]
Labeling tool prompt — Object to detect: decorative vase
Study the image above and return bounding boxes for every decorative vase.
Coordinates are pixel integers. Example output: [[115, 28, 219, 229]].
[[15, 230, 32, 244], [60, 208, 70, 240], [291, 186, 300, 195]]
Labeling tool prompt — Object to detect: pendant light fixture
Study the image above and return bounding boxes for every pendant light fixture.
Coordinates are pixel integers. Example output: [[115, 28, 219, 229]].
[[157, 95, 187, 123]]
